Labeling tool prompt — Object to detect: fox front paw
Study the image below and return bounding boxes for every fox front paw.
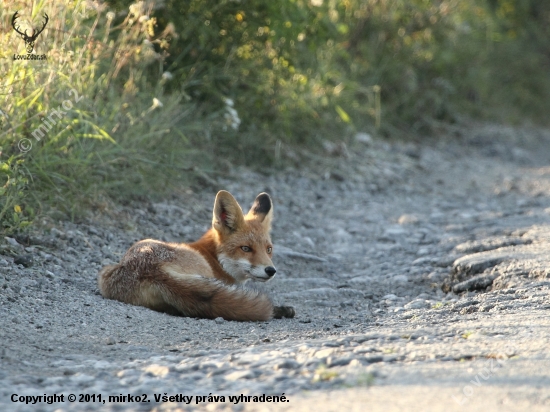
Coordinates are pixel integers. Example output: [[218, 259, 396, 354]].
[[273, 305, 295, 319]]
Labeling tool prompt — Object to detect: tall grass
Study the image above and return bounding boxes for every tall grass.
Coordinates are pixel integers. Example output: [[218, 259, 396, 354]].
[[0, 1, 209, 232], [1, 0, 550, 234]]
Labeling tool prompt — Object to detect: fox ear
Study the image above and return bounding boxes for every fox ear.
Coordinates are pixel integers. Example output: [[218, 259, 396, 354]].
[[213, 191, 245, 234], [246, 192, 273, 229]]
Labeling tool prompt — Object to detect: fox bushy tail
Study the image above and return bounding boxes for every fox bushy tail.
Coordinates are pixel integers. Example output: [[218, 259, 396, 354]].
[[98, 265, 274, 321]]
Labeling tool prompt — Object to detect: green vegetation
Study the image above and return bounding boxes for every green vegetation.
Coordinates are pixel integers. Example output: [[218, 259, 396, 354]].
[[312, 364, 339, 382], [1, 0, 549, 232]]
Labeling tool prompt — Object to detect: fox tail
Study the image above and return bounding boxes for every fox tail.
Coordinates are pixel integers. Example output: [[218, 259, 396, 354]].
[[98, 265, 274, 321]]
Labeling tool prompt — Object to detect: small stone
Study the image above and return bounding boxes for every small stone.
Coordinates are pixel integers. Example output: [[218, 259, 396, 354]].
[[355, 132, 372, 145], [398, 214, 419, 225], [14, 254, 32, 267], [392, 275, 408, 283], [412, 257, 435, 266], [465, 332, 484, 340], [143, 364, 169, 377], [415, 293, 432, 300], [452, 300, 477, 310], [404, 299, 429, 310], [384, 226, 407, 237], [50, 228, 66, 238], [327, 357, 352, 367], [330, 171, 345, 181], [363, 355, 384, 364], [4, 237, 22, 248], [460, 306, 478, 315], [214, 317, 225, 324], [39, 251, 54, 261], [88, 226, 100, 236], [435, 256, 459, 267], [274, 359, 299, 370], [225, 370, 255, 381], [353, 346, 375, 354], [427, 271, 444, 280], [105, 336, 116, 345], [478, 303, 495, 312], [315, 348, 336, 359]]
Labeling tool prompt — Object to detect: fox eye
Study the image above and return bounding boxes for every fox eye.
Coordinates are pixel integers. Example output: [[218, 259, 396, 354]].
[[241, 246, 252, 252], [267, 247, 272, 254]]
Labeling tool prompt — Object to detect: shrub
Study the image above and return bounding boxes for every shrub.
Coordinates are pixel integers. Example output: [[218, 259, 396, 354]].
[[1, 1, 198, 231], [1, 0, 549, 233]]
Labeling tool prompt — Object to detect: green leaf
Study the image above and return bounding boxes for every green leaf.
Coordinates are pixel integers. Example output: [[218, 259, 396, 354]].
[[335, 105, 351, 123]]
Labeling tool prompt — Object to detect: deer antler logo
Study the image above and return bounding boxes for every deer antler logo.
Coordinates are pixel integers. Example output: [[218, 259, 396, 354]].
[[12, 11, 49, 53]]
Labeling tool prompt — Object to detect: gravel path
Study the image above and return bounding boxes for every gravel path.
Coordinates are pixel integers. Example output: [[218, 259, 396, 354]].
[[2, 124, 550, 411]]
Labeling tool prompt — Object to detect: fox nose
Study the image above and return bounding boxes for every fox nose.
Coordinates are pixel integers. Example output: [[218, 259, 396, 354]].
[[265, 266, 276, 277]]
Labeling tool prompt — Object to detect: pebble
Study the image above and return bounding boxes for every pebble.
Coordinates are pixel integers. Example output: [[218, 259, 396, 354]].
[[363, 355, 384, 364], [404, 299, 430, 310], [355, 133, 372, 145], [326, 356, 353, 367], [4, 237, 22, 248], [398, 214, 420, 225], [392, 275, 409, 283], [50, 228, 66, 238], [225, 370, 255, 381], [143, 364, 169, 377], [13, 254, 32, 267], [274, 360, 299, 370]]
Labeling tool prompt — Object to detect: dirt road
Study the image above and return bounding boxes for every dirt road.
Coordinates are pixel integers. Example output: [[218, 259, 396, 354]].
[[1, 123, 550, 411]]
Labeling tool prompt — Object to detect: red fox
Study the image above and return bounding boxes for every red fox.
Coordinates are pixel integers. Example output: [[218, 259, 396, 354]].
[[97, 191, 295, 321]]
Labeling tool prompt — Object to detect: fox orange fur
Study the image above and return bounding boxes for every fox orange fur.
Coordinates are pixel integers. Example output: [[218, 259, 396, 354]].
[[97, 191, 295, 321]]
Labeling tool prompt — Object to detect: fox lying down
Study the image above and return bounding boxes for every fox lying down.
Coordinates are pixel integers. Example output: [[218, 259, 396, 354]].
[[97, 191, 295, 321]]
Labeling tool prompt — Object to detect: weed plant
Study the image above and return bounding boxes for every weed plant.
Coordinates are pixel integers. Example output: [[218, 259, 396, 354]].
[[1, 0, 549, 233]]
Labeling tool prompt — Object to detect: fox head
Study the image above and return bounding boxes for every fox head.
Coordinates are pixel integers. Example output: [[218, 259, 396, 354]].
[[212, 190, 276, 283]]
